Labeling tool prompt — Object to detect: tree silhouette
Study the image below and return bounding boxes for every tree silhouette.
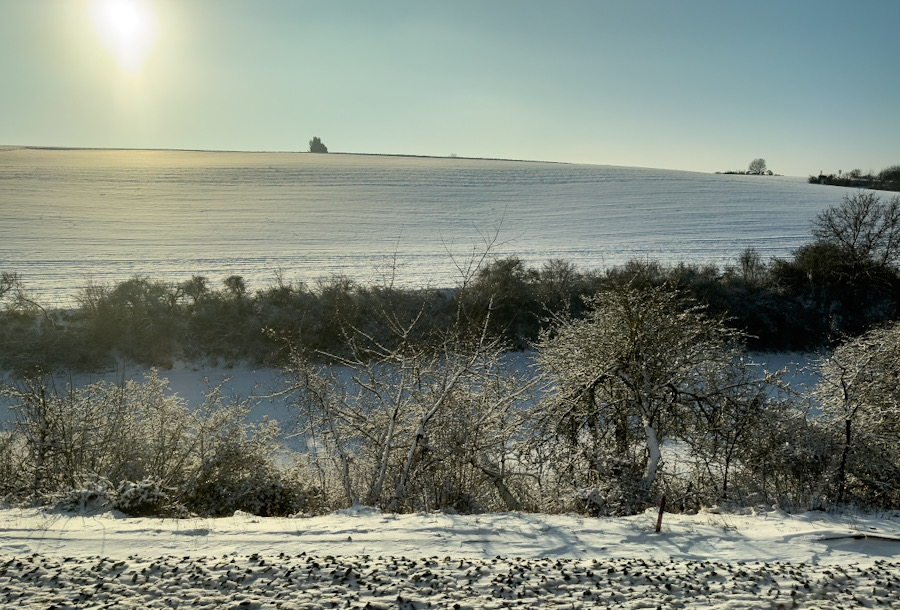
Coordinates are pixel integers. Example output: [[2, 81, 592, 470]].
[[308, 137, 328, 153], [748, 158, 767, 175], [811, 191, 900, 270]]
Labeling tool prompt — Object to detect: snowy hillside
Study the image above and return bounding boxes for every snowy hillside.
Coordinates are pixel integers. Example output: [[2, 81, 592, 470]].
[[0, 148, 847, 306]]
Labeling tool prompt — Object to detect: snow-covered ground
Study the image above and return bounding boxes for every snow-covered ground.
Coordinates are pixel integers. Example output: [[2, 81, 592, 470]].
[[1, 505, 898, 608], [0, 147, 848, 307]]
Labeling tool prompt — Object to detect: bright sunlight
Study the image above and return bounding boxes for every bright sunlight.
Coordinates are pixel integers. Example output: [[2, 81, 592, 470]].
[[90, 0, 158, 74]]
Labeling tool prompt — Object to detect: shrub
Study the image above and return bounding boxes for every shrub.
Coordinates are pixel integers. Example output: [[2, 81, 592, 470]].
[[535, 282, 782, 512], [0, 372, 317, 516]]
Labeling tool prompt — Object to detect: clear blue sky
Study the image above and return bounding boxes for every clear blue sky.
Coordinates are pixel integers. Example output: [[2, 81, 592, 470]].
[[2, 0, 898, 176]]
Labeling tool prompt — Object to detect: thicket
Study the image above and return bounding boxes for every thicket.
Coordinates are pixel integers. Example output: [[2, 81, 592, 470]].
[[3, 282, 898, 516], [0, 372, 315, 516]]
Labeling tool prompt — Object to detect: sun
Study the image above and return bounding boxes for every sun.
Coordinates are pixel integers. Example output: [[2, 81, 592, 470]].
[[91, 0, 158, 74]]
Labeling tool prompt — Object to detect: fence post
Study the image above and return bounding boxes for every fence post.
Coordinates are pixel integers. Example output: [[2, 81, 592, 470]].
[[655, 495, 666, 533]]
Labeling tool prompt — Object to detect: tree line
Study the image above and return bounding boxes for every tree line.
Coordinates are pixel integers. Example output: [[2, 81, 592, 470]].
[[809, 164, 900, 192], [3, 192, 900, 373]]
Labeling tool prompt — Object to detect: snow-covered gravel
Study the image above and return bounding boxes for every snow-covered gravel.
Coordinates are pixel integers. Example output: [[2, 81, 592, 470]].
[[2, 506, 898, 608], [3, 550, 898, 609]]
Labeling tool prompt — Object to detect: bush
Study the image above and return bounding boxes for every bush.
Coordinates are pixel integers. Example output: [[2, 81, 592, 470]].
[[113, 478, 181, 516], [0, 373, 318, 516], [283, 279, 538, 513]]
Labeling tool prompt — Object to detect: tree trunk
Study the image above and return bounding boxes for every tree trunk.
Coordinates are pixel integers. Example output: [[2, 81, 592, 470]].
[[476, 457, 523, 511], [837, 418, 851, 504], [368, 403, 400, 505], [387, 421, 426, 512], [641, 420, 661, 491], [387, 360, 474, 511], [722, 455, 730, 501]]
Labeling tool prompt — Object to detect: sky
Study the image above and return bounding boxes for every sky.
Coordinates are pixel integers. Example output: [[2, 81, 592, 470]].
[[1, 0, 898, 176]]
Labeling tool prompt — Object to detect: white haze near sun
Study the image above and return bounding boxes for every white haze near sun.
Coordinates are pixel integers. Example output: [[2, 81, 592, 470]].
[[90, 0, 158, 74]]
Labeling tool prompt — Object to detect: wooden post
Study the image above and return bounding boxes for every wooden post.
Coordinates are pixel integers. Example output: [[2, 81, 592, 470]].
[[655, 495, 666, 533]]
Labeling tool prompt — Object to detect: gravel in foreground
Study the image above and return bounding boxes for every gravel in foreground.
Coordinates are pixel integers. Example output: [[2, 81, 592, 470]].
[[2, 552, 899, 609]]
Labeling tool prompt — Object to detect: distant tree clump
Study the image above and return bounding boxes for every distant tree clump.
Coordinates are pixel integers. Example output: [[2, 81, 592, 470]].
[[879, 165, 900, 190], [717, 159, 773, 176], [748, 158, 767, 175], [308, 137, 328, 153], [809, 164, 900, 192]]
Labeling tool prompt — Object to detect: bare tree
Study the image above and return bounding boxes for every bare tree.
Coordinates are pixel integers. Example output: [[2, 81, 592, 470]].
[[682, 356, 786, 503], [736, 247, 766, 286], [748, 158, 767, 175], [810, 191, 900, 270], [284, 308, 537, 512], [813, 322, 900, 504], [0, 271, 22, 302], [536, 282, 774, 510], [282, 238, 539, 512]]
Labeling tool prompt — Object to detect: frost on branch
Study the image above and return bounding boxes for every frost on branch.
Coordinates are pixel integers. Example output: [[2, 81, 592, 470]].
[[536, 282, 784, 514], [813, 322, 900, 506]]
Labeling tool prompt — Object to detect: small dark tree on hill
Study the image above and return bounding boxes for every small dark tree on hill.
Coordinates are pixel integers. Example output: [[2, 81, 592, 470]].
[[308, 137, 328, 153], [223, 275, 246, 298]]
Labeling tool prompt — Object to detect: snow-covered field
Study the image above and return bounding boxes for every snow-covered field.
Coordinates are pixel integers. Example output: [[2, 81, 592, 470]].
[[0, 147, 848, 306], [1, 505, 898, 608]]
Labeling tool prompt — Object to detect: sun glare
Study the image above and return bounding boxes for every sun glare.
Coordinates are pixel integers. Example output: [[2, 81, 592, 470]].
[[91, 0, 158, 74]]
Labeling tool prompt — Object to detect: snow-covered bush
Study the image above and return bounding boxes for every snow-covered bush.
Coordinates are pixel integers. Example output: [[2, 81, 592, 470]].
[[731, 406, 837, 511], [53, 476, 115, 513], [181, 413, 304, 517], [813, 322, 900, 507], [0, 427, 28, 500], [0, 375, 151, 497], [535, 282, 780, 513], [50, 477, 182, 516], [0, 371, 316, 516], [283, 249, 540, 514], [113, 478, 180, 516], [567, 456, 646, 517]]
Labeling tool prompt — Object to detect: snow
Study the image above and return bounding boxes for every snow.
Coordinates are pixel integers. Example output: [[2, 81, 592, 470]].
[[2, 149, 890, 606], [0, 505, 897, 608], [0, 147, 848, 307]]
